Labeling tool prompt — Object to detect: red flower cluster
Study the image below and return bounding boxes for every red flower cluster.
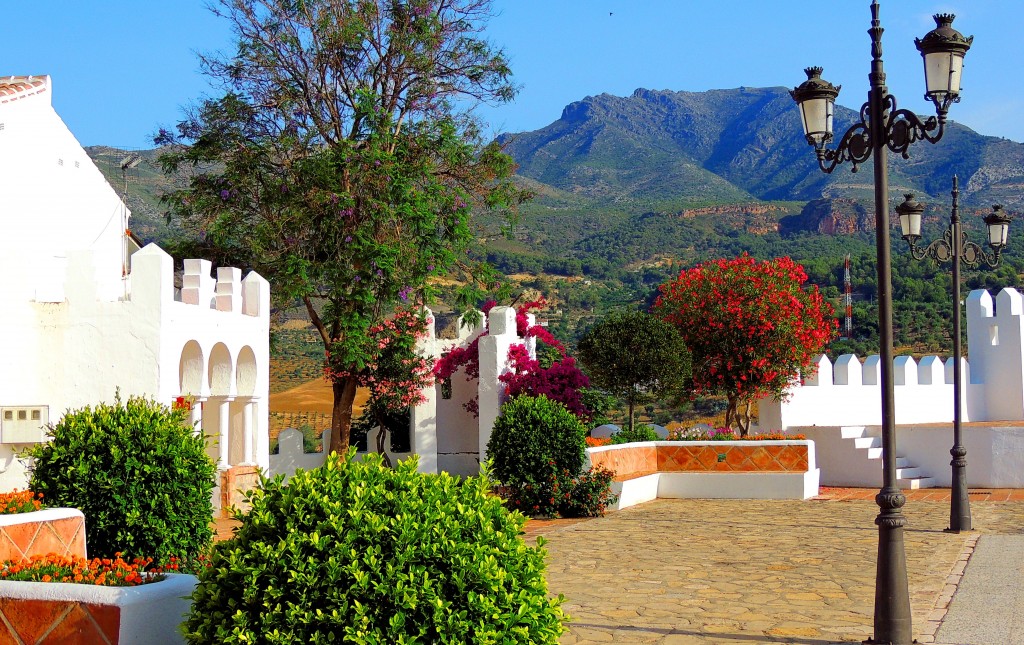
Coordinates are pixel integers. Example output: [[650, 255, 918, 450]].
[[325, 308, 433, 410]]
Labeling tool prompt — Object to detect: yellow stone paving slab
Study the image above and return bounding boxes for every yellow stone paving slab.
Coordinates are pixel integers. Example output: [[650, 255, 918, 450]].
[[533, 496, 1024, 644]]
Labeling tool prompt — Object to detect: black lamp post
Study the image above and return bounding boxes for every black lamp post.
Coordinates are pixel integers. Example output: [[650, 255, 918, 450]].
[[790, 3, 972, 644], [896, 179, 1011, 534]]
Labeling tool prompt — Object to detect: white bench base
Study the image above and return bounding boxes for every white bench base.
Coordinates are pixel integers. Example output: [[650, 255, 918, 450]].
[[612, 469, 820, 511]]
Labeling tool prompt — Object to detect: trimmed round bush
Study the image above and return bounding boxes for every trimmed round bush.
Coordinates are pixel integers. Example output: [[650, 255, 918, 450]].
[[487, 395, 587, 515], [610, 425, 661, 444], [183, 452, 566, 644], [27, 394, 216, 564]]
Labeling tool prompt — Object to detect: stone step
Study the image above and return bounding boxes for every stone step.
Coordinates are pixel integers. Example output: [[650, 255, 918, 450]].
[[840, 426, 868, 439], [895, 467, 923, 479], [898, 476, 937, 489], [854, 436, 881, 449]]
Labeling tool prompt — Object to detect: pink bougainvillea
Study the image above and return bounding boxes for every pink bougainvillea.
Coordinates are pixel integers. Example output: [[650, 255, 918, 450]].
[[432, 298, 592, 421]]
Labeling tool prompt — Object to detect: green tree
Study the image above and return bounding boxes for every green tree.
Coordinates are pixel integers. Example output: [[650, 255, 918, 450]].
[[158, 0, 524, 453], [576, 309, 691, 433], [654, 255, 836, 435]]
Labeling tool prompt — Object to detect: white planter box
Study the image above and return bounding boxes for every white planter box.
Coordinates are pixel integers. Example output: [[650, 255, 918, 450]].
[[0, 573, 197, 644]]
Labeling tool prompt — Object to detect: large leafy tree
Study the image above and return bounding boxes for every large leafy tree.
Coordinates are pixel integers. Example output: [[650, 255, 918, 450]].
[[158, 0, 524, 453], [653, 255, 836, 435], [576, 309, 691, 433]]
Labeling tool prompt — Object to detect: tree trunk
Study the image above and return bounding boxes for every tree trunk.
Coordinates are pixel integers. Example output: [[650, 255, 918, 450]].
[[738, 400, 752, 437], [627, 398, 635, 434], [374, 408, 392, 468], [724, 395, 739, 434], [330, 377, 358, 455]]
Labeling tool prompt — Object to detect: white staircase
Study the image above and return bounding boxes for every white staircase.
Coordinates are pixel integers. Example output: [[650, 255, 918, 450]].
[[840, 426, 936, 489]]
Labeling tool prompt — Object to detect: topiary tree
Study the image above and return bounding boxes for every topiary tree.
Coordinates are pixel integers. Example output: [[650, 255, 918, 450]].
[[26, 394, 216, 565], [183, 452, 566, 644], [654, 254, 836, 435], [486, 395, 587, 516], [577, 309, 691, 433]]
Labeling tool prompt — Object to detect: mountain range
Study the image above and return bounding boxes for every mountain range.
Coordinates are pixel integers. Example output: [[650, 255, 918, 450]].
[[501, 85, 1024, 214], [87, 84, 1024, 253]]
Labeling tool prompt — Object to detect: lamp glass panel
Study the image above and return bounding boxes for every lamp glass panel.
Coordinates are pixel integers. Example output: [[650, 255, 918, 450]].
[[924, 51, 964, 96], [989, 222, 1009, 247], [903, 212, 922, 238], [799, 97, 833, 139]]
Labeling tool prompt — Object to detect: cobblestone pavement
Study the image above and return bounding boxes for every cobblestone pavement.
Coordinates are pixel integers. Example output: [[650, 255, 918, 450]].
[[534, 493, 1024, 644]]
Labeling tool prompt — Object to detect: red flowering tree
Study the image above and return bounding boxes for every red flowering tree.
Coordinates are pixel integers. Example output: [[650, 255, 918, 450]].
[[325, 308, 433, 466], [653, 255, 836, 435]]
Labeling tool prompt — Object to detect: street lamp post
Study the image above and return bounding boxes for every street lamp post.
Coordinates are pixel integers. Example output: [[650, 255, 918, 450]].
[[896, 178, 1012, 534], [790, 3, 972, 644]]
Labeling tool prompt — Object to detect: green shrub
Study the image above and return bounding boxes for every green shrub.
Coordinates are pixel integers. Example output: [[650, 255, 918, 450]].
[[487, 395, 587, 516], [558, 466, 618, 518], [610, 425, 661, 444], [183, 452, 566, 644], [26, 394, 216, 565]]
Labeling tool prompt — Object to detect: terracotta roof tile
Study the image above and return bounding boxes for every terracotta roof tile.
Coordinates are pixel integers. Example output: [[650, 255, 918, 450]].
[[0, 75, 49, 104]]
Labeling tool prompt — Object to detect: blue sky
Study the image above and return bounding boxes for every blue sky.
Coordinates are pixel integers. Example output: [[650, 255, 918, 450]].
[[5, 1, 1022, 149]]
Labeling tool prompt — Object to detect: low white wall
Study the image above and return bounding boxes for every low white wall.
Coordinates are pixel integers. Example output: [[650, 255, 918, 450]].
[[657, 471, 819, 500], [268, 427, 413, 480], [610, 474, 660, 510], [596, 441, 820, 509]]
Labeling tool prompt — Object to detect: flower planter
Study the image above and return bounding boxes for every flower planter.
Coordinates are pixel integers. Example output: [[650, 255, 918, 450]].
[[0, 508, 86, 562], [586, 441, 820, 508], [0, 573, 197, 644]]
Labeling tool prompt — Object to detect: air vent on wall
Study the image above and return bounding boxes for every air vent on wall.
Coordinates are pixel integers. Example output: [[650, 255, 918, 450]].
[[0, 406, 49, 443]]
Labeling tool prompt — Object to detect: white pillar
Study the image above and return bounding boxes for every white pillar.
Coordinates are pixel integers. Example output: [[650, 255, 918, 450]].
[[242, 399, 255, 466], [218, 397, 232, 470], [190, 398, 204, 437]]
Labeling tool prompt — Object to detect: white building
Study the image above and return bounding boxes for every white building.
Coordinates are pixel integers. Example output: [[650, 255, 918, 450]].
[[0, 75, 270, 512]]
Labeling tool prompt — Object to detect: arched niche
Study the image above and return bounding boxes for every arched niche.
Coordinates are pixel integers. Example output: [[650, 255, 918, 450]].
[[236, 346, 257, 397], [208, 343, 233, 396], [178, 340, 205, 395]]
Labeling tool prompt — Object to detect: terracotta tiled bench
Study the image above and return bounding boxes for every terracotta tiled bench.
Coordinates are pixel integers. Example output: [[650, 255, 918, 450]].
[[586, 441, 820, 509]]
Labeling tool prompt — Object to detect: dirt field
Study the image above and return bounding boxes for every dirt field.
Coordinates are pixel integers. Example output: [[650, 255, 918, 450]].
[[269, 378, 369, 415]]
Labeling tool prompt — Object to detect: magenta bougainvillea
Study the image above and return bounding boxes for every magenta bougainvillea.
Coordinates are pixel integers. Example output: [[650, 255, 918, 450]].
[[433, 299, 592, 420]]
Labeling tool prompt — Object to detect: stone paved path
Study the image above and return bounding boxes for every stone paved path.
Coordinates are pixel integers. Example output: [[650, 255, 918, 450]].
[[533, 493, 1024, 644]]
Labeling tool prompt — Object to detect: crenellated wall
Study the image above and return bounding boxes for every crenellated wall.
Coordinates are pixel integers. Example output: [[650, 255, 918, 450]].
[[411, 306, 533, 476], [0, 244, 271, 497], [758, 288, 1024, 429]]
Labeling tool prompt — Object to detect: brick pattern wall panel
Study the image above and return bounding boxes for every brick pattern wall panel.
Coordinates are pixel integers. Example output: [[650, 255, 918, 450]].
[[656, 444, 809, 472], [0, 598, 120, 644], [589, 446, 657, 481]]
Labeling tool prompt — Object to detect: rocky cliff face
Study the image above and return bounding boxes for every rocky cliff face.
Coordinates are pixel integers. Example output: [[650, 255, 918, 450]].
[[780, 199, 874, 235]]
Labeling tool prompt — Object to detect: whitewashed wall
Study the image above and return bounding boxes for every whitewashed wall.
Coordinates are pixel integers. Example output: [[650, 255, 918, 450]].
[[0, 245, 271, 491], [411, 306, 533, 476], [759, 288, 1024, 429], [0, 76, 125, 302]]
